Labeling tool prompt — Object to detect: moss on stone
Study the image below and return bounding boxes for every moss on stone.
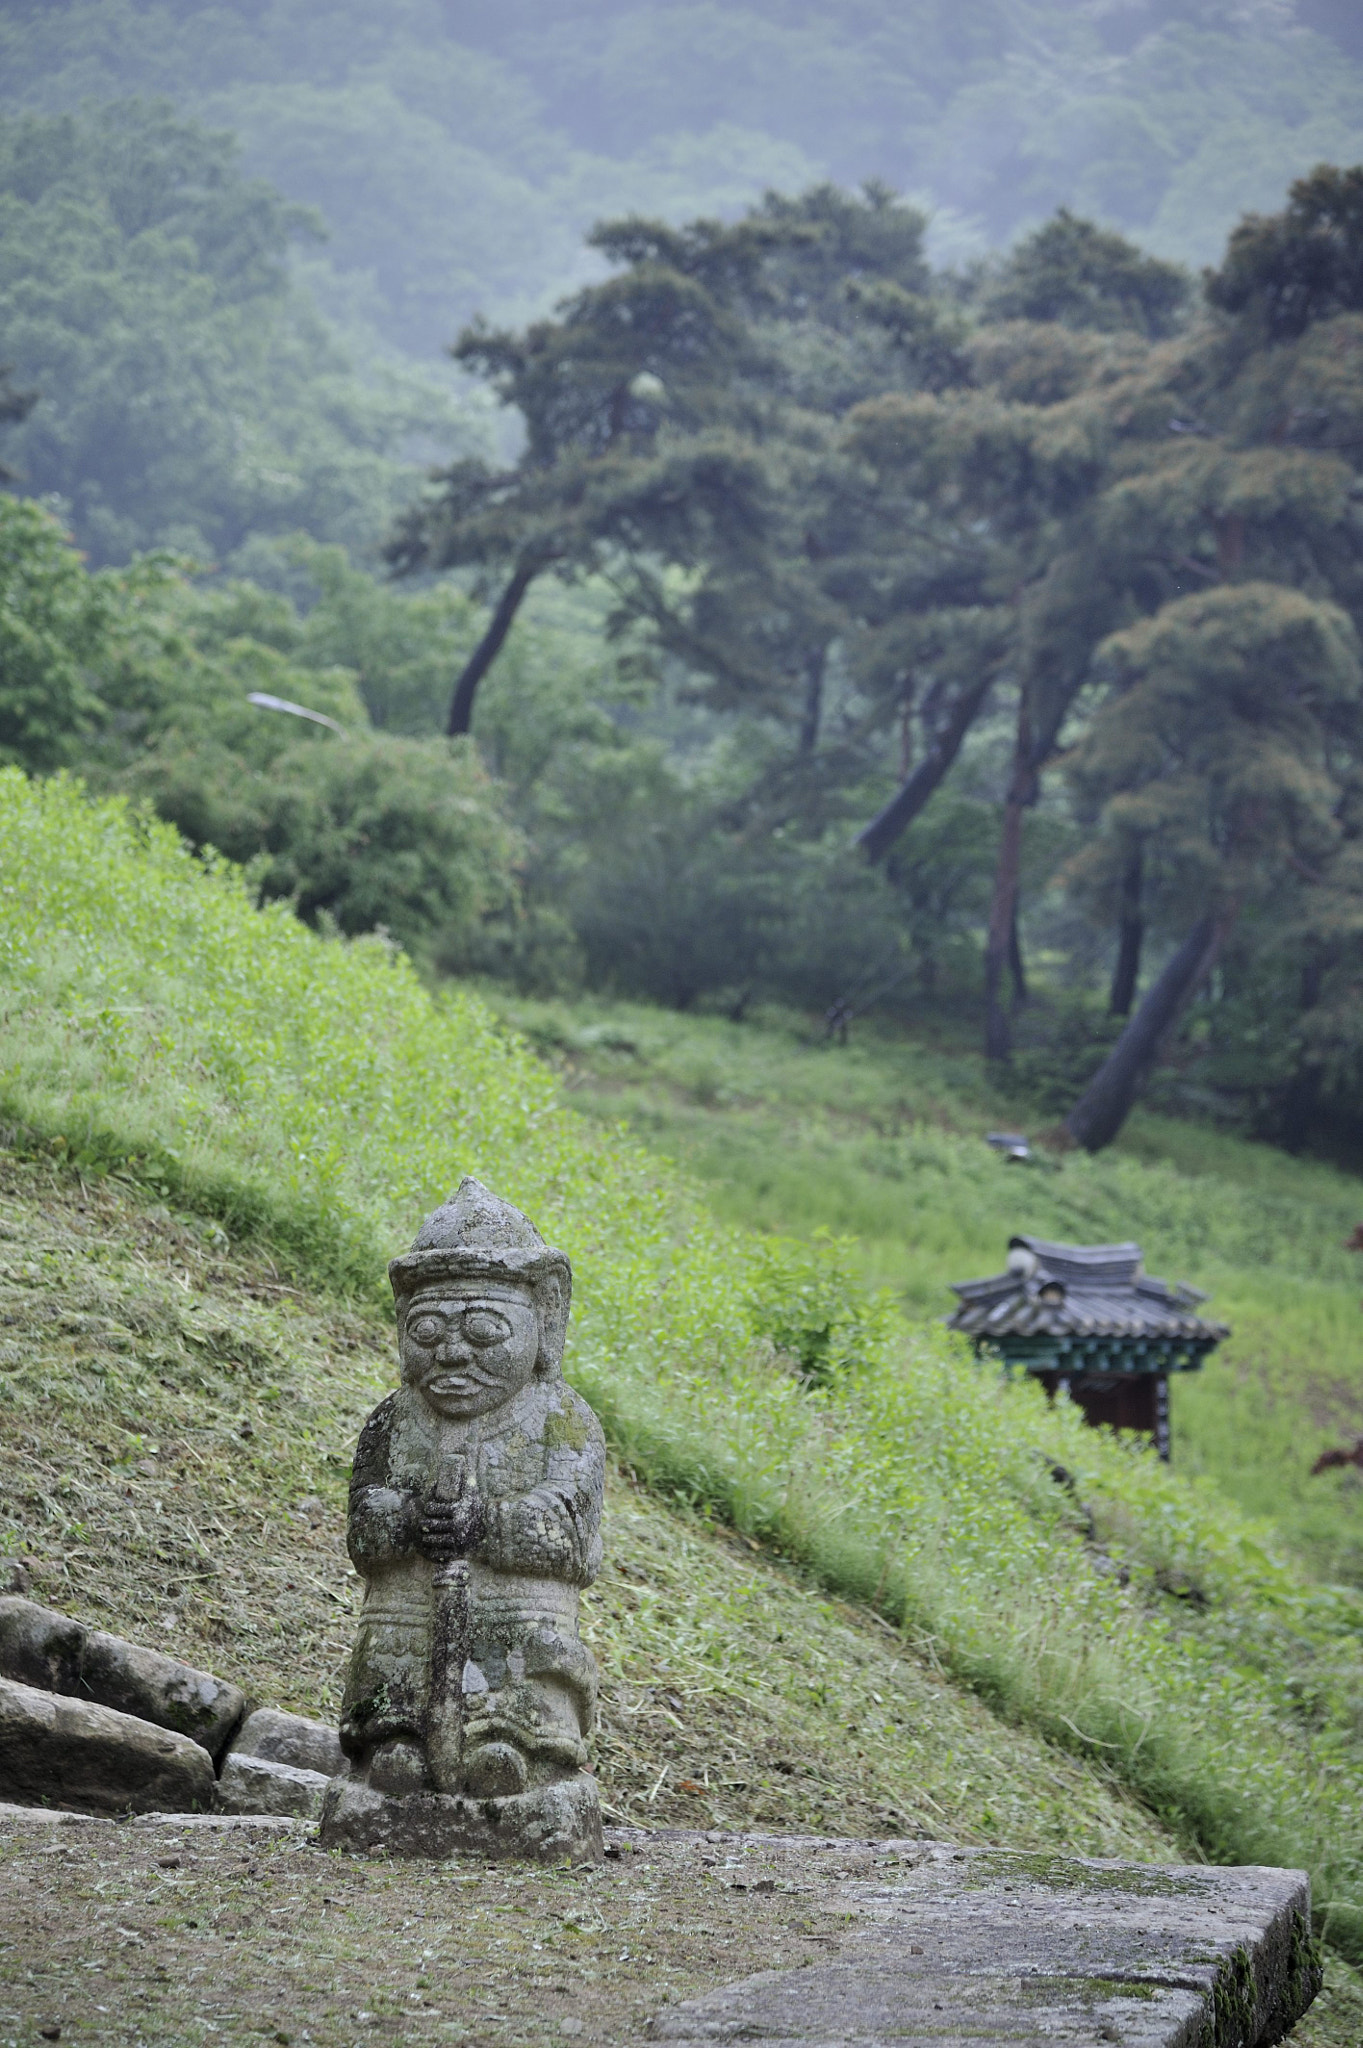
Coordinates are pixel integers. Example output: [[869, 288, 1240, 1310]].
[[966, 1848, 1207, 1898]]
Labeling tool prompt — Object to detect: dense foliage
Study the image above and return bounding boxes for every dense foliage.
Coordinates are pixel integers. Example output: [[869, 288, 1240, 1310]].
[[0, 100, 471, 565], [5, 0, 1363, 355], [3, 58, 1363, 1155], [15, 137, 1363, 1144], [368, 166, 1363, 1148], [3, 769, 1363, 1951], [0, 499, 522, 970]]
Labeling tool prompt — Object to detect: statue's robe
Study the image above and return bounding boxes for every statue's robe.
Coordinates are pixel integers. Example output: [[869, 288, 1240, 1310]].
[[339, 1376, 605, 1786]]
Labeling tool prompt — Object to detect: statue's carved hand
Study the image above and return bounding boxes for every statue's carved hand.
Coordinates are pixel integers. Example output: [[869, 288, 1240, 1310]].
[[420, 1493, 486, 1563]]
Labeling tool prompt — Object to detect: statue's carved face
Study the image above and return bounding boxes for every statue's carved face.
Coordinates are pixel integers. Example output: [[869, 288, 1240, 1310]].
[[400, 1282, 540, 1419]]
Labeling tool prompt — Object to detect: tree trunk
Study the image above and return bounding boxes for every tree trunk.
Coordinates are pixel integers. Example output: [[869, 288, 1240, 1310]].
[[984, 794, 1027, 1059], [1008, 906, 1028, 1011], [1276, 948, 1326, 1149], [897, 678, 916, 779], [1109, 848, 1144, 1016], [798, 646, 828, 755], [447, 557, 540, 737], [982, 675, 1085, 1060], [1064, 910, 1234, 1152], [983, 697, 1034, 1062], [856, 670, 992, 864]]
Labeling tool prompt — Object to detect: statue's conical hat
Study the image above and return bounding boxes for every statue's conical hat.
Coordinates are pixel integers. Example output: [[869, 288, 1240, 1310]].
[[388, 1177, 570, 1305]]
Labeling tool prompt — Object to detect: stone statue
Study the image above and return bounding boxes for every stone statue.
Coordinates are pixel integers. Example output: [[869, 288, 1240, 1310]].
[[318, 1179, 606, 1861]]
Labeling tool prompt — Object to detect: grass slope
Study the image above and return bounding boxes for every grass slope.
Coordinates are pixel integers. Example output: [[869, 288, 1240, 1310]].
[[4, 774, 1363, 1962], [0, 1153, 1173, 1861], [0, 1110, 1359, 2041], [492, 993, 1363, 1592]]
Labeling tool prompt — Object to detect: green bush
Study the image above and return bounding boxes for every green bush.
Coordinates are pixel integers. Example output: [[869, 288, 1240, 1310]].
[[0, 497, 122, 773], [0, 500, 528, 972], [2, 768, 1363, 1950], [745, 1231, 893, 1386], [128, 728, 522, 971]]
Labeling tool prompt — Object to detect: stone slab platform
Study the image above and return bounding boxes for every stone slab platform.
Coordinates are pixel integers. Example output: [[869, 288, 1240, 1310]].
[[644, 1836, 1318, 2048], [0, 1811, 1320, 2045]]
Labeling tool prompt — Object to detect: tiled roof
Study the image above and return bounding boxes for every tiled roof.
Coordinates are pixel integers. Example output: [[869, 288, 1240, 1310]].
[[947, 1234, 1228, 1345]]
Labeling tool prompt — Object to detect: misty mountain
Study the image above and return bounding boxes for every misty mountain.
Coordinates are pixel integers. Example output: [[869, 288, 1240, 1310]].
[[2, 0, 1362, 365]]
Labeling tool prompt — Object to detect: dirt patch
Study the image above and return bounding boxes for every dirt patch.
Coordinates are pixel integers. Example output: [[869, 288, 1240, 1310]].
[[0, 1817, 871, 2046]]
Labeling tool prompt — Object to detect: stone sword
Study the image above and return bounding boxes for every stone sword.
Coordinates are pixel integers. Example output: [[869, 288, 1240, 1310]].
[[426, 1455, 475, 1795]]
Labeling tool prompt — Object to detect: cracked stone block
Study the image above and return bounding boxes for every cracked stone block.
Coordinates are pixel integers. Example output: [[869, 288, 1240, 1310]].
[[228, 1706, 342, 1778], [647, 1839, 1320, 2048], [0, 1599, 245, 1760], [0, 1676, 216, 1815], [216, 1751, 330, 1819]]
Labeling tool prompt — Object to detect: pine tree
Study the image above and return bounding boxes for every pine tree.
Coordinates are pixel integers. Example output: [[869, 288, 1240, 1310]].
[[392, 186, 947, 768], [840, 221, 1191, 1057], [1063, 584, 1362, 1148], [1059, 167, 1363, 1145]]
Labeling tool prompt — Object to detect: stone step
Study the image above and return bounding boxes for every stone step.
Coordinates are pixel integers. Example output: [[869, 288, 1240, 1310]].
[[642, 1837, 1320, 2048], [227, 1705, 342, 1778], [0, 1675, 216, 1815], [216, 1750, 330, 1819]]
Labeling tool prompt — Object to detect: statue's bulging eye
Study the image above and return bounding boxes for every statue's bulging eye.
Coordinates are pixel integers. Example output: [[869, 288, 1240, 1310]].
[[464, 1310, 511, 1345], [409, 1315, 444, 1346]]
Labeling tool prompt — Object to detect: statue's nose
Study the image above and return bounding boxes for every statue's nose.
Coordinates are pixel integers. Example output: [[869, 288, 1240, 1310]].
[[434, 1334, 469, 1364]]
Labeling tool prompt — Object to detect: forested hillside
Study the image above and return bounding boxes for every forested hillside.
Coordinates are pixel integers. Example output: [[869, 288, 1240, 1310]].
[[4, 21, 1363, 1186], [3, 0, 1363, 359], [10, 121, 1363, 1155]]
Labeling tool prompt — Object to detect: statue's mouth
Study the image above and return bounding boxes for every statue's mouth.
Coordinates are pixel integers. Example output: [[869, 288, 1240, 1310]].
[[426, 1370, 487, 1397]]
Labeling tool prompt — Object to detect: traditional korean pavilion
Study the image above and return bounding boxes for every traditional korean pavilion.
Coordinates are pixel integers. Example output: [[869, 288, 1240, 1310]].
[[947, 1235, 1228, 1459]]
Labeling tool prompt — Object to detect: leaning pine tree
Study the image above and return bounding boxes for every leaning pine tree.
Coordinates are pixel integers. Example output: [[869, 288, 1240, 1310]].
[[1062, 585, 1363, 1149], [1061, 165, 1363, 1147], [840, 212, 1193, 1059]]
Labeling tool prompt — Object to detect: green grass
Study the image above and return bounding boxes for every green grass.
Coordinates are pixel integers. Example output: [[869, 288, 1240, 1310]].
[[4, 772, 1363, 1963], [5, 1150, 1360, 2047], [0, 1151, 1178, 1857], [488, 990, 1363, 1589]]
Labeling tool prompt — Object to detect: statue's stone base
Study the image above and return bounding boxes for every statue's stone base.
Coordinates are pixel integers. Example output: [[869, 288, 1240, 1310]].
[[317, 1771, 603, 1863]]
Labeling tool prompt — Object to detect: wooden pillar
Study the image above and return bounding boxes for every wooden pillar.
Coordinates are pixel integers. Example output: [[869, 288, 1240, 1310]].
[[1154, 1373, 1170, 1462]]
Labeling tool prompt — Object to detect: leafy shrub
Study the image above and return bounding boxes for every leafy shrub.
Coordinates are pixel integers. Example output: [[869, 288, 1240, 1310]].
[[745, 1232, 892, 1386], [129, 728, 522, 970], [0, 501, 528, 971], [0, 497, 119, 772]]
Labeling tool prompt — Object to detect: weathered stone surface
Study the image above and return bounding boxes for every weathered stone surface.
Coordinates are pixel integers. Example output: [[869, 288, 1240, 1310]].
[[0, 1597, 245, 1758], [131, 1811, 301, 1833], [0, 1675, 215, 1815], [0, 1807, 299, 1833], [0, 1596, 84, 1694], [319, 1770, 603, 1864], [334, 1179, 605, 1859], [229, 1705, 343, 1778], [0, 1800, 101, 1825], [216, 1751, 329, 1819], [647, 1838, 1320, 2048], [79, 1630, 245, 1757]]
